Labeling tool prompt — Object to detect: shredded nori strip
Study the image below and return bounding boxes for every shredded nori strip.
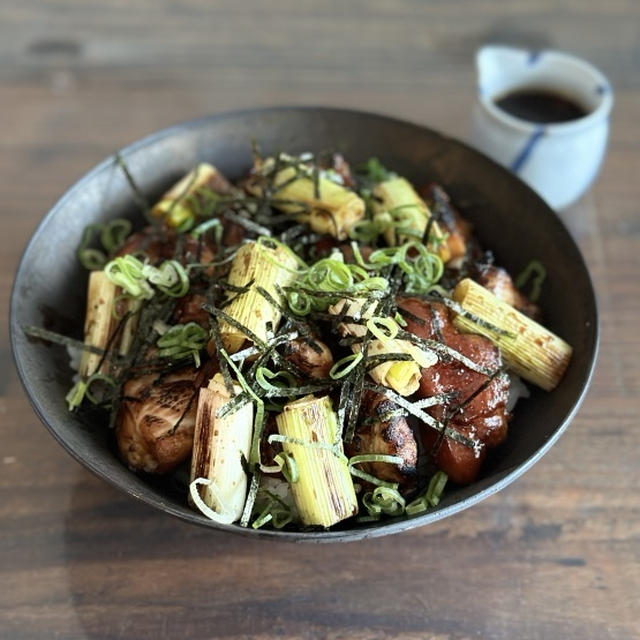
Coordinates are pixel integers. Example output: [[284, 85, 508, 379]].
[[223, 210, 272, 237], [115, 153, 152, 223], [23, 325, 114, 359], [395, 328, 497, 377], [239, 471, 261, 527], [364, 352, 414, 371], [207, 314, 235, 395]]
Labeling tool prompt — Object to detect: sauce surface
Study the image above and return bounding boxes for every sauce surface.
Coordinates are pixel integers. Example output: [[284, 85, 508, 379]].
[[494, 88, 588, 124]]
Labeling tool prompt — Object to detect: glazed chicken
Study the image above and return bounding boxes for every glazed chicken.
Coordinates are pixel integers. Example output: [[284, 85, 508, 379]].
[[421, 183, 472, 264], [281, 335, 334, 379], [347, 390, 418, 492], [473, 263, 541, 320], [398, 298, 510, 485], [116, 368, 202, 473]]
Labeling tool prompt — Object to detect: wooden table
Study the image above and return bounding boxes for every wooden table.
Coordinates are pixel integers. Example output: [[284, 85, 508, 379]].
[[1, 2, 638, 638]]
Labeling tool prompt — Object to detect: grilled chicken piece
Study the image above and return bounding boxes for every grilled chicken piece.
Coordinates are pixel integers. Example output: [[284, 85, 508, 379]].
[[473, 264, 541, 320], [116, 226, 176, 262], [421, 184, 472, 264], [116, 227, 216, 265], [346, 390, 418, 491], [281, 336, 334, 379], [172, 293, 210, 328], [116, 368, 202, 473], [398, 298, 510, 485]]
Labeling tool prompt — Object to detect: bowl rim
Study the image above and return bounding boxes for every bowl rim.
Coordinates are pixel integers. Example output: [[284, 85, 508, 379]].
[[9, 105, 599, 542]]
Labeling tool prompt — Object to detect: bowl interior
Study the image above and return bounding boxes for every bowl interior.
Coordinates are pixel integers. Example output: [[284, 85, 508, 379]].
[[10, 107, 598, 541]]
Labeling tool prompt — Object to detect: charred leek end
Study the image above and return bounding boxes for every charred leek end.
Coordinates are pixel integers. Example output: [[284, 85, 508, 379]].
[[372, 177, 450, 262], [151, 163, 228, 229], [79, 271, 118, 378], [189, 374, 254, 523], [270, 166, 365, 240], [329, 298, 437, 396], [219, 240, 298, 353], [452, 278, 573, 391], [275, 395, 358, 528]]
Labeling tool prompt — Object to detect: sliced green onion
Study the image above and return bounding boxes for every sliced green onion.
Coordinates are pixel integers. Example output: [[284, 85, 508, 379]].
[[157, 322, 208, 367], [267, 433, 348, 463], [329, 353, 363, 379], [104, 255, 153, 299], [405, 471, 448, 516], [349, 454, 403, 466], [348, 454, 403, 489], [362, 486, 405, 517], [191, 217, 223, 242], [66, 380, 87, 411], [394, 312, 407, 327], [515, 259, 546, 302], [78, 248, 107, 271], [349, 467, 399, 489], [100, 219, 132, 253], [425, 470, 448, 507], [145, 260, 190, 297], [84, 373, 117, 405], [405, 497, 428, 516], [104, 255, 191, 300], [255, 367, 297, 392], [251, 509, 273, 529], [274, 452, 299, 484], [366, 316, 398, 343]]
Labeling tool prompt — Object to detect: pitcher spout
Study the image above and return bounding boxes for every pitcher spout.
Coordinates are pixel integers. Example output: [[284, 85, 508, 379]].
[[476, 45, 535, 99]]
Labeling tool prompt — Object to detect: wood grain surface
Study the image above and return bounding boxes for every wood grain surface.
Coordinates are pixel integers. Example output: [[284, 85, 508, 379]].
[[1, 1, 639, 639]]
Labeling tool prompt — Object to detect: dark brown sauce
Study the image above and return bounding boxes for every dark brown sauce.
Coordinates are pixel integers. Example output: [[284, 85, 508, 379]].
[[495, 88, 588, 124]]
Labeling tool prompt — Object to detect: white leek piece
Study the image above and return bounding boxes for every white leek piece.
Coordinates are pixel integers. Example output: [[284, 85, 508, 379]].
[[189, 374, 254, 523], [218, 241, 298, 353], [372, 176, 450, 262], [452, 278, 572, 391], [275, 395, 358, 527], [79, 270, 118, 378]]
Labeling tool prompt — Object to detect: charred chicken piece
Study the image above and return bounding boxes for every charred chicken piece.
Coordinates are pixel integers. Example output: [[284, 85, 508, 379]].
[[346, 390, 418, 492], [281, 336, 334, 379], [116, 227, 216, 268], [115, 226, 176, 262], [116, 368, 202, 474], [398, 298, 510, 485], [421, 183, 472, 264], [171, 293, 210, 328], [473, 263, 541, 320]]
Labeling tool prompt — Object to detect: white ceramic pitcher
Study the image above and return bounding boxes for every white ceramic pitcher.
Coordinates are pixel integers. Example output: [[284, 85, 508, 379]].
[[471, 45, 613, 209]]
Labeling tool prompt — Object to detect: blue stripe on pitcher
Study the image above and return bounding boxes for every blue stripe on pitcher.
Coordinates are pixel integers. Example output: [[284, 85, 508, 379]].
[[510, 128, 545, 173]]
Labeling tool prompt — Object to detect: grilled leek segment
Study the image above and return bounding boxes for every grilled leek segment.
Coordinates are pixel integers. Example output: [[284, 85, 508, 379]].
[[189, 374, 254, 523], [79, 270, 118, 378], [151, 163, 231, 229], [452, 278, 572, 390], [218, 240, 298, 353], [275, 395, 358, 527], [372, 177, 450, 262], [256, 164, 365, 240]]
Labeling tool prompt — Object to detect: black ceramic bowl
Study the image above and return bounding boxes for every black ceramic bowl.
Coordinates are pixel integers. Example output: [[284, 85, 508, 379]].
[[10, 107, 598, 542]]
